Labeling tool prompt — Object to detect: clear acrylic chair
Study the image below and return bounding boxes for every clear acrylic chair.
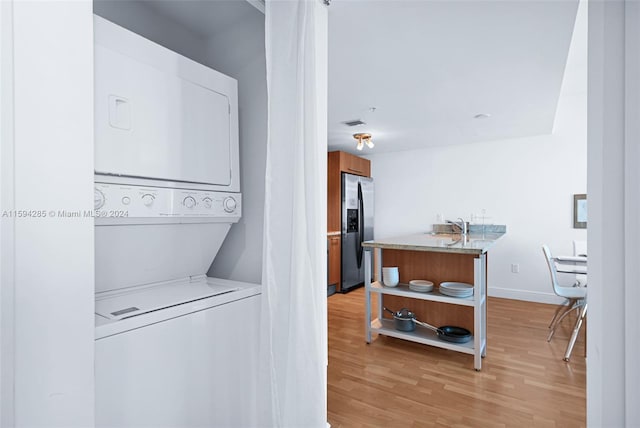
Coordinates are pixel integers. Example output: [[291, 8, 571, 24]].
[[542, 245, 587, 361]]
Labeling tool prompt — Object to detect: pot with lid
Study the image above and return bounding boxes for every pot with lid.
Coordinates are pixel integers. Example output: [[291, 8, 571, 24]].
[[384, 307, 416, 332], [383, 307, 473, 343]]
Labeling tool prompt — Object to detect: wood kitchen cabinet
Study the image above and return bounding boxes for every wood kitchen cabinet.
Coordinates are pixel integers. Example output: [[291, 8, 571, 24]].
[[327, 151, 371, 292], [339, 153, 370, 177], [327, 234, 341, 287]]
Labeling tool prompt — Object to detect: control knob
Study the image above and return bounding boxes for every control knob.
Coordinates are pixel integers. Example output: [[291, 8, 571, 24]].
[[223, 196, 237, 213], [202, 197, 213, 209], [183, 196, 196, 209], [94, 188, 105, 210], [142, 194, 155, 207]]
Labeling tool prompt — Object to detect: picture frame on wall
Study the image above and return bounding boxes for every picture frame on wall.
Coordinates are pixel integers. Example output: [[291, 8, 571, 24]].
[[573, 194, 587, 229]]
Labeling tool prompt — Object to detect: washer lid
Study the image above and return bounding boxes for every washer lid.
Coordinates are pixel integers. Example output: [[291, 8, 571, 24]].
[[95, 278, 239, 321]]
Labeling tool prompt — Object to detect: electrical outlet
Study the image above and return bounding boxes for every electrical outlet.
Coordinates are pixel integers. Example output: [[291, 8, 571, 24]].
[[511, 264, 520, 273]]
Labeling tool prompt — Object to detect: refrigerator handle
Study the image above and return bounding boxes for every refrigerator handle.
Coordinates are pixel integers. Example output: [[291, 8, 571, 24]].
[[356, 182, 364, 269]]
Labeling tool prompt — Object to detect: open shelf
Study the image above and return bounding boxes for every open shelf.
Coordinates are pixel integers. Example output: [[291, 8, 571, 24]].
[[364, 248, 489, 370], [371, 318, 477, 355], [370, 281, 482, 307]]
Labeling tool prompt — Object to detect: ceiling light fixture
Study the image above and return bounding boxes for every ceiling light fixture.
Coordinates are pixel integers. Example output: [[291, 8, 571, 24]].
[[353, 133, 374, 151]]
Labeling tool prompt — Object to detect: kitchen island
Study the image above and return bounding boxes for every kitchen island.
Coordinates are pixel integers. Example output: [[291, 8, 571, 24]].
[[362, 228, 505, 370]]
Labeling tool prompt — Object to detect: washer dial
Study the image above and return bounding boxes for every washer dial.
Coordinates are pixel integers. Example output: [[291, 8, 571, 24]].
[[141, 194, 155, 207], [94, 188, 105, 210], [183, 196, 196, 209], [223, 196, 237, 213], [202, 197, 213, 209]]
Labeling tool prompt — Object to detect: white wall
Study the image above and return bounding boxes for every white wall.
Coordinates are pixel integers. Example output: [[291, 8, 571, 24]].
[[7, 1, 95, 426], [0, 2, 15, 425], [205, 11, 267, 284], [365, 5, 587, 304], [587, 0, 640, 425], [93, 0, 207, 64]]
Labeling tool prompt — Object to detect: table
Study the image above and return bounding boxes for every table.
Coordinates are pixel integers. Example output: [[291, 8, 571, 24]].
[[362, 230, 505, 370], [554, 255, 587, 274]]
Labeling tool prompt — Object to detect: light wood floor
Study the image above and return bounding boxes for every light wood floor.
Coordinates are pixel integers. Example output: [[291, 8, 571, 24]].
[[327, 289, 586, 427]]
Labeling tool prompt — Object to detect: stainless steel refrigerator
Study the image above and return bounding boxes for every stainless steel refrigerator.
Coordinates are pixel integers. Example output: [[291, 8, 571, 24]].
[[341, 173, 374, 293]]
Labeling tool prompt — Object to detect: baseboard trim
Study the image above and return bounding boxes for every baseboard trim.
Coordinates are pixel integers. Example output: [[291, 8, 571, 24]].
[[488, 287, 565, 304]]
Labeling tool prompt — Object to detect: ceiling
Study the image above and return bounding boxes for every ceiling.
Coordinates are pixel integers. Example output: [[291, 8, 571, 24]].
[[97, 0, 580, 155], [328, 0, 579, 154], [130, 0, 259, 39]]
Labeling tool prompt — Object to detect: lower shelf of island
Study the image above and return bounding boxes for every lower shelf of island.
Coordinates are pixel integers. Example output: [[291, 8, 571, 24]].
[[371, 318, 486, 356]]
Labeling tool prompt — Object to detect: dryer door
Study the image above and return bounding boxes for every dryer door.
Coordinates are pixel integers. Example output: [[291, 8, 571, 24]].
[[95, 45, 231, 186]]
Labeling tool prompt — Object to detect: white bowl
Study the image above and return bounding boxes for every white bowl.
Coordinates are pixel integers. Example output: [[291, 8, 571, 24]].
[[382, 266, 399, 287], [408, 279, 434, 292], [383, 278, 399, 287], [409, 279, 434, 287]]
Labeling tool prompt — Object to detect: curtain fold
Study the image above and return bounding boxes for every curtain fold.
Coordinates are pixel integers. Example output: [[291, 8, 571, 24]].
[[258, 0, 328, 426]]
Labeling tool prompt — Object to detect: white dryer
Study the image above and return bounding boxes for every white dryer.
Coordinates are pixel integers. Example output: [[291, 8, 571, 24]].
[[94, 15, 240, 192]]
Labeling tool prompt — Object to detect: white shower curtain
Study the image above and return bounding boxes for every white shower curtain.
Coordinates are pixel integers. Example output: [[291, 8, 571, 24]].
[[259, 0, 328, 427]]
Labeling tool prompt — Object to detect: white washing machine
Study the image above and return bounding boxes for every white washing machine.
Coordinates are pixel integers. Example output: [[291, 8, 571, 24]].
[[94, 184, 260, 428], [93, 16, 260, 427]]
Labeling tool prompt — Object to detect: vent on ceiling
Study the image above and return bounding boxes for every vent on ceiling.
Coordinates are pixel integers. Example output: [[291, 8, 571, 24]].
[[343, 119, 366, 127]]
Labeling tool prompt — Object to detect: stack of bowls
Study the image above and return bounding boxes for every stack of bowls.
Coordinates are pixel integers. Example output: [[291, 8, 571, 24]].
[[382, 267, 399, 287], [408, 279, 434, 293]]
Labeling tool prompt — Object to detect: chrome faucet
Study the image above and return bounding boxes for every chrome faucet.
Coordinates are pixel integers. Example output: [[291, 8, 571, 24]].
[[447, 217, 468, 236]]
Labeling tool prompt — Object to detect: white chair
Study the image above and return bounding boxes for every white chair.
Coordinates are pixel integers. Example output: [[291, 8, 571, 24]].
[[542, 245, 587, 361]]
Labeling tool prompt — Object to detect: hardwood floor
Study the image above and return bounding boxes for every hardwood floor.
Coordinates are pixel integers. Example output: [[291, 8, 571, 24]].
[[327, 289, 586, 427]]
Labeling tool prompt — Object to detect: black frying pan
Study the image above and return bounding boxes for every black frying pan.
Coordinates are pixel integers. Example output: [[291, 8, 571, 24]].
[[413, 319, 472, 343]]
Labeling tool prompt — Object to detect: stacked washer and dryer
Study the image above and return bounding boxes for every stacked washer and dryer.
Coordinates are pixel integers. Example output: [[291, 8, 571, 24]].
[[93, 16, 260, 427]]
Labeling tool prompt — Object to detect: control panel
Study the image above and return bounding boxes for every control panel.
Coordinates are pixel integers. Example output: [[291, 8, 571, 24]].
[[94, 182, 241, 218], [346, 209, 359, 233]]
